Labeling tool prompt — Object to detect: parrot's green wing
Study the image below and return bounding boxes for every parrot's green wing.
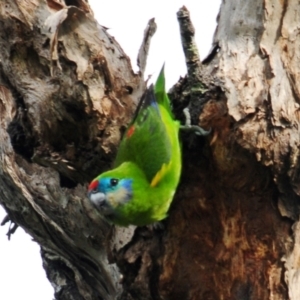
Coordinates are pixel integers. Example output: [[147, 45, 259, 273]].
[[114, 85, 174, 184], [88, 67, 182, 226]]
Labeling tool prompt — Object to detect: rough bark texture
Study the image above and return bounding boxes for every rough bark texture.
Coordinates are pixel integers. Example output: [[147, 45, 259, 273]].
[[1, 0, 300, 300], [0, 1, 143, 299]]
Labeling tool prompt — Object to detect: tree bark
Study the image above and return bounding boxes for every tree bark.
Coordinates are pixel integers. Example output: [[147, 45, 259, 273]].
[[0, 1, 143, 299], [1, 0, 300, 300]]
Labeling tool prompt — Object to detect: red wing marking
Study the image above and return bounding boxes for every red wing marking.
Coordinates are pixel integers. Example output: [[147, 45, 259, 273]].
[[126, 125, 135, 138]]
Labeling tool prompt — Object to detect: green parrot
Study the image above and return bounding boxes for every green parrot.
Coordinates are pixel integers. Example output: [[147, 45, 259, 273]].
[[88, 68, 186, 226]]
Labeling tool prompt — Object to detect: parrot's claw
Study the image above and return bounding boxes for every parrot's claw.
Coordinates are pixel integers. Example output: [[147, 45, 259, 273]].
[[180, 124, 211, 136], [181, 107, 211, 136]]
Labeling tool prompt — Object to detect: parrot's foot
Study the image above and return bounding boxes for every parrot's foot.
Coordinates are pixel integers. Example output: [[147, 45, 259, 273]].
[[180, 124, 211, 136], [181, 107, 211, 136]]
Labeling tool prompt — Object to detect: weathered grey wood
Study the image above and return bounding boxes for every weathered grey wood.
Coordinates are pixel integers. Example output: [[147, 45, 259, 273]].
[[2, 0, 300, 299], [217, 0, 300, 298], [0, 1, 145, 299]]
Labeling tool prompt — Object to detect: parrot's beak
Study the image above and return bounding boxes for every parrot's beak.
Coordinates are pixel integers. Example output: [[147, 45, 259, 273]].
[[88, 191, 116, 218], [88, 191, 106, 208]]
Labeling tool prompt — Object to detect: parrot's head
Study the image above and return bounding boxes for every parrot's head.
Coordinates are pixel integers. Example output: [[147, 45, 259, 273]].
[[87, 162, 150, 225], [88, 175, 133, 220]]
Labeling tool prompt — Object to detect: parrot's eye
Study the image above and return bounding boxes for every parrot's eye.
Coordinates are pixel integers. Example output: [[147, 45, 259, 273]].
[[110, 178, 119, 187]]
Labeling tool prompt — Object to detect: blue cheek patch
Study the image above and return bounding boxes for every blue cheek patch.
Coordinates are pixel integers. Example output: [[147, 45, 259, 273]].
[[99, 178, 110, 193], [99, 178, 133, 198], [121, 179, 133, 192]]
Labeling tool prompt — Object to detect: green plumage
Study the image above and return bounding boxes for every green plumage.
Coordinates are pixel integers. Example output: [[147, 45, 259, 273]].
[[88, 67, 181, 226]]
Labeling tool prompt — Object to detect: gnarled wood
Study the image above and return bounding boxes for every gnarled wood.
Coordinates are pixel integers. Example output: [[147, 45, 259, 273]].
[[1, 1, 300, 300], [0, 1, 145, 299]]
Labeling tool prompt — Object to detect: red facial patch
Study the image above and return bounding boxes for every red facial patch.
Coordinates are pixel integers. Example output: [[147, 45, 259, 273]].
[[88, 180, 98, 192], [126, 125, 135, 138]]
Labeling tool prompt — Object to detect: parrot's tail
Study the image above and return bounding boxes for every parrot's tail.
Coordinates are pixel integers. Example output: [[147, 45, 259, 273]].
[[154, 65, 174, 118]]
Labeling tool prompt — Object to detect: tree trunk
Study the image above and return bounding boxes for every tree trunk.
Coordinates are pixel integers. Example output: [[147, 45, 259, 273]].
[[1, 0, 300, 299], [0, 1, 143, 299]]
